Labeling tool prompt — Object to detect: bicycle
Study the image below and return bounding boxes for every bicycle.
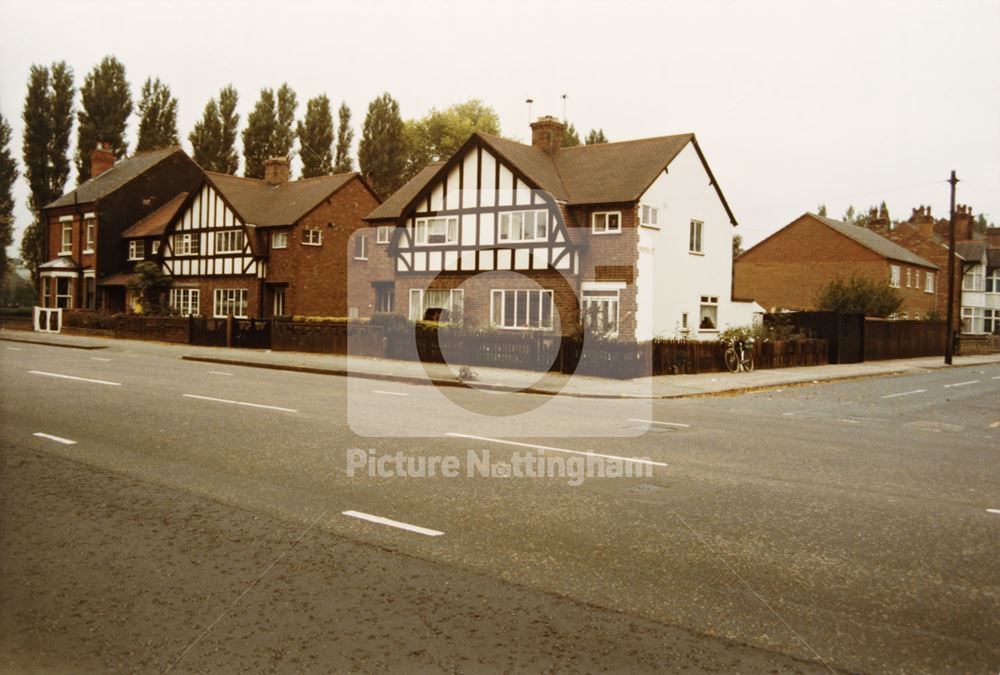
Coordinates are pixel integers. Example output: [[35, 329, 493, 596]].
[[724, 336, 755, 373]]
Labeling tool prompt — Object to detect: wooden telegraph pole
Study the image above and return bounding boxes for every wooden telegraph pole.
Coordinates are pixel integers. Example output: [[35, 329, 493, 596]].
[[944, 170, 959, 365]]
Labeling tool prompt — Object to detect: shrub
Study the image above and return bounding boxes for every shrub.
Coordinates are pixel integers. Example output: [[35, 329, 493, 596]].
[[814, 276, 902, 317]]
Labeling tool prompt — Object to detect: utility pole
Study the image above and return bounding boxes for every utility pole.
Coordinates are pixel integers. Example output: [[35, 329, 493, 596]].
[[944, 170, 958, 365]]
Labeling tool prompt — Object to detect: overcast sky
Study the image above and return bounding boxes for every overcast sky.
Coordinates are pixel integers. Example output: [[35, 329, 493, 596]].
[[2, 0, 998, 256]]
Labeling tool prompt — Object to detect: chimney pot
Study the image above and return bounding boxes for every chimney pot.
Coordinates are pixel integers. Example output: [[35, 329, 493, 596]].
[[263, 156, 290, 185], [530, 115, 565, 154], [90, 141, 115, 178]]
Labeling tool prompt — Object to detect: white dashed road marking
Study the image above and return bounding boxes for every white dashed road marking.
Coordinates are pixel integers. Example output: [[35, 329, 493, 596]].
[[882, 389, 926, 399], [373, 389, 409, 397], [33, 432, 77, 445], [90, 357, 111, 362], [182, 394, 297, 413], [446, 432, 669, 468], [630, 418, 691, 428], [207, 371, 234, 376], [987, 509, 1000, 515], [29, 370, 121, 386], [944, 380, 979, 388], [341, 510, 444, 537], [6, 347, 23, 351]]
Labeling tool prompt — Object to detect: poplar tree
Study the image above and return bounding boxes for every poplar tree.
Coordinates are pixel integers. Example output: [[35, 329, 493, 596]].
[[242, 84, 297, 178], [562, 123, 581, 147], [358, 93, 406, 199], [75, 56, 133, 182], [333, 102, 354, 173], [136, 77, 179, 151], [0, 113, 17, 274], [189, 85, 239, 174], [296, 95, 334, 178], [585, 128, 608, 145]]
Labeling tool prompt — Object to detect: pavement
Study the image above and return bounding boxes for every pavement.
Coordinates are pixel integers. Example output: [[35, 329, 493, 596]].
[[4, 327, 1000, 399]]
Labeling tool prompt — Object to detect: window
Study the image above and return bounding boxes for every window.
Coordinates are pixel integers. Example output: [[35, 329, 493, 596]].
[[169, 288, 200, 316], [128, 240, 145, 260], [213, 289, 248, 318], [984, 309, 1000, 334], [272, 231, 288, 249], [961, 306, 984, 334], [151, 240, 160, 255], [640, 205, 658, 226], [689, 220, 704, 253], [273, 289, 285, 317], [376, 287, 394, 313], [84, 276, 95, 309], [925, 271, 935, 293], [414, 216, 458, 245], [499, 210, 548, 242], [303, 228, 322, 246], [214, 230, 245, 253], [60, 220, 73, 254], [55, 277, 73, 309], [582, 289, 620, 337], [490, 289, 554, 330], [986, 268, 1000, 293], [962, 265, 984, 291], [84, 217, 96, 253], [699, 295, 719, 331], [889, 265, 901, 288], [408, 288, 463, 323], [914, 270, 921, 289], [592, 211, 621, 234], [173, 233, 200, 256], [905, 268, 911, 288], [354, 234, 368, 260], [376, 226, 391, 244]]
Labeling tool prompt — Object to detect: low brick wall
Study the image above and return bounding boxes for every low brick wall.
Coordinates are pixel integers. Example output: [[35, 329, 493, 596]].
[[956, 334, 1000, 355]]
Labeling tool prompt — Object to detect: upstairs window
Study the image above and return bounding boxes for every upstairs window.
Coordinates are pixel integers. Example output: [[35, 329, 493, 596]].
[[173, 233, 200, 256], [889, 265, 901, 288], [592, 211, 621, 234], [415, 216, 458, 245], [151, 240, 160, 255], [271, 231, 288, 249], [214, 230, 245, 253], [640, 205, 659, 226], [962, 265, 984, 291], [499, 210, 548, 242], [905, 268, 912, 287], [689, 220, 704, 253], [354, 234, 368, 260], [925, 271, 935, 293], [303, 228, 323, 246], [60, 220, 73, 254], [84, 216, 96, 252], [128, 240, 145, 260], [376, 225, 392, 244]]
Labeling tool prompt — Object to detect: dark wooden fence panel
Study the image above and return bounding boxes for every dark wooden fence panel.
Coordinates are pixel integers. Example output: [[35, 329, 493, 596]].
[[864, 319, 945, 360], [189, 318, 228, 347], [777, 311, 864, 363]]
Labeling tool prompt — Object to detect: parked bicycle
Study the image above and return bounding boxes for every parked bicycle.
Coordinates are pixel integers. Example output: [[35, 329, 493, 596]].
[[724, 336, 755, 373]]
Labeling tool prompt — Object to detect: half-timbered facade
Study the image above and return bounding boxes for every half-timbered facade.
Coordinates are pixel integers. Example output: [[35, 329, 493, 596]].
[[366, 116, 761, 339]]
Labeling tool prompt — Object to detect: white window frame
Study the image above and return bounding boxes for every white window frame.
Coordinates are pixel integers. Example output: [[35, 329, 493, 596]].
[[213, 288, 249, 319], [984, 268, 1000, 294], [689, 220, 704, 254], [376, 287, 394, 313], [640, 204, 659, 227], [128, 240, 145, 261], [591, 211, 621, 235], [408, 288, 464, 324], [354, 234, 368, 260], [273, 288, 286, 317], [962, 264, 984, 291], [699, 295, 719, 332], [272, 231, 289, 249], [83, 215, 96, 253], [173, 232, 200, 256], [498, 210, 549, 243], [59, 218, 73, 254], [169, 288, 200, 316], [414, 216, 458, 245], [151, 240, 160, 255], [905, 268, 912, 288], [581, 283, 622, 337], [925, 271, 935, 293], [54, 276, 73, 309], [214, 229, 245, 254], [961, 306, 984, 334], [984, 308, 1000, 334], [376, 225, 391, 244], [889, 265, 901, 288], [303, 228, 323, 246], [490, 289, 554, 330]]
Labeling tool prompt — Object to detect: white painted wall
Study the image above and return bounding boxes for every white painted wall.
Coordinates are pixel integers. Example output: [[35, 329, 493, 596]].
[[634, 142, 761, 340]]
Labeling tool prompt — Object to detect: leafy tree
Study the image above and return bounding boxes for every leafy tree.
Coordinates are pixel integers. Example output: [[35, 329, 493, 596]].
[[585, 128, 608, 145], [816, 204, 828, 217], [189, 85, 240, 174], [0, 113, 17, 275], [75, 56, 133, 182], [815, 276, 902, 317], [403, 99, 500, 181], [20, 62, 75, 275], [732, 233, 744, 258], [296, 95, 334, 177], [562, 123, 580, 147], [0, 263, 36, 307], [242, 84, 297, 178], [973, 213, 995, 235], [136, 77, 178, 151], [127, 261, 171, 314], [358, 92, 407, 199], [333, 101, 354, 173]]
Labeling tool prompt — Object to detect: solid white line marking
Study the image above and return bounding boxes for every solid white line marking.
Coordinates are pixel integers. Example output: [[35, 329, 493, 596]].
[[6, 347, 23, 351], [630, 418, 690, 428], [882, 389, 926, 399], [446, 432, 669, 468], [28, 370, 121, 386], [90, 357, 111, 362], [342, 510, 444, 537], [182, 394, 297, 413], [207, 371, 234, 376], [944, 380, 979, 388], [33, 432, 77, 445], [987, 509, 1000, 515], [373, 389, 409, 397]]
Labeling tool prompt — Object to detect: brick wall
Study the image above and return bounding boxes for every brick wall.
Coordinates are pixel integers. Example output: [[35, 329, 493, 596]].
[[168, 275, 262, 319], [348, 219, 397, 316]]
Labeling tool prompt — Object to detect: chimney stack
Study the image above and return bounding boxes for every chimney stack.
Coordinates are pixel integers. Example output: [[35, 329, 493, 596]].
[[907, 205, 936, 238], [530, 115, 565, 154], [868, 206, 890, 236], [263, 156, 290, 185], [90, 141, 115, 178], [954, 204, 975, 241]]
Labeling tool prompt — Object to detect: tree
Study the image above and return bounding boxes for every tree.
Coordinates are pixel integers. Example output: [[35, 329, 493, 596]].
[[816, 204, 828, 217], [815, 276, 902, 317], [242, 84, 297, 178], [403, 99, 500, 181], [732, 233, 744, 258], [562, 123, 581, 147], [296, 95, 334, 177], [358, 92, 407, 199], [333, 102, 354, 173], [127, 261, 171, 314], [20, 61, 75, 276], [0, 113, 17, 275], [585, 128, 608, 145], [189, 85, 240, 174], [75, 56, 133, 182], [136, 77, 178, 151]]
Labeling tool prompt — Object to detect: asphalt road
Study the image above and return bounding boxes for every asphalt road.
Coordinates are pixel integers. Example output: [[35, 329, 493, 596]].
[[1, 338, 998, 673]]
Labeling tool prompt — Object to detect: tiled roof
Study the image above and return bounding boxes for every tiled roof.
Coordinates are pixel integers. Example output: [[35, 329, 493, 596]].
[[955, 241, 986, 262], [121, 192, 188, 238], [207, 171, 357, 226], [46, 147, 182, 209], [811, 214, 937, 268], [987, 249, 1000, 268], [97, 272, 138, 286], [365, 162, 445, 221], [39, 256, 80, 270]]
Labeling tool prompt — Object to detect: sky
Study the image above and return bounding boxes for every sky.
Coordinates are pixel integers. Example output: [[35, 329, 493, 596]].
[[2, 0, 999, 258]]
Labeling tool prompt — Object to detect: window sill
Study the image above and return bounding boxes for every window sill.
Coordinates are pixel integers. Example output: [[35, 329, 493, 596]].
[[591, 229, 622, 235], [354, 257, 368, 261], [699, 329, 719, 334], [689, 251, 705, 256], [58, 250, 73, 256], [82, 249, 95, 255], [302, 242, 322, 247], [271, 246, 287, 250]]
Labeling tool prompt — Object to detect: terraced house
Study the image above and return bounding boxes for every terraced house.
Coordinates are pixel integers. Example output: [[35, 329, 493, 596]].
[[364, 116, 760, 340]]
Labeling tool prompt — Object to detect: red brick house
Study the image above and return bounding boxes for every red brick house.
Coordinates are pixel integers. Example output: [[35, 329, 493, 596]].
[[157, 158, 380, 319], [364, 116, 760, 339], [734, 212, 938, 318], [39, 144, 201, 312]]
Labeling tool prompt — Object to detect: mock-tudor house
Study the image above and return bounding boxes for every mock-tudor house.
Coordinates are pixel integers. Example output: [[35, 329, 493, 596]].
[[157, 158, 380, 319], [39, 143, 202, 312], [733, 212, 939, 318], [363, 116, 760, 340]]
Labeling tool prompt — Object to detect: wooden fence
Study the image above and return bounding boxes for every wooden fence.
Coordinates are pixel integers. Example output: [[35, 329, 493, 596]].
[[863, 319, 946, 360]]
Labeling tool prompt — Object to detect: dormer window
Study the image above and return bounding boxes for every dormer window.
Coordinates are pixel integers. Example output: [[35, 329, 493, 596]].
[[415, 216, 458, 245], [128, 240, 145, 260]]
